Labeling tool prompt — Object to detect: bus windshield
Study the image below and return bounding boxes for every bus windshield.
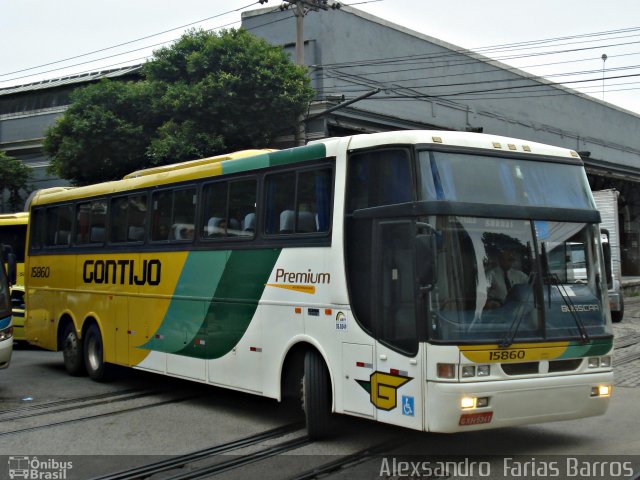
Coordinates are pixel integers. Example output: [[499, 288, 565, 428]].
[[428, 216, 611, 343], [419, 150, 594, 209]]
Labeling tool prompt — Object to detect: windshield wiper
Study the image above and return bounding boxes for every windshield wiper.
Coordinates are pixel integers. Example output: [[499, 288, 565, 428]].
[[541, 242, 590, 344], [498, 271, 536, 348]]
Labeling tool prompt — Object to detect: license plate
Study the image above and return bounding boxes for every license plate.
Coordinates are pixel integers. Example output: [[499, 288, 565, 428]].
[[459, 412, 493, 426]]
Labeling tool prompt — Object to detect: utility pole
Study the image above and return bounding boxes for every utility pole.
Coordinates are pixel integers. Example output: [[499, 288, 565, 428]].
[[279, 0, 341, 145], [601, 53, 608, 101]]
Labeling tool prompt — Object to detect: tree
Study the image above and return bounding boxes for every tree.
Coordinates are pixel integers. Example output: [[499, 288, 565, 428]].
[[45, 29, 315, 185], [0, 151, 31, 211], [45, 80, 156, 186]]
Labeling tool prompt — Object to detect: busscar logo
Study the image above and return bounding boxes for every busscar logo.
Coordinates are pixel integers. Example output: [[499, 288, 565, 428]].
[[356, 371, 413, 411]]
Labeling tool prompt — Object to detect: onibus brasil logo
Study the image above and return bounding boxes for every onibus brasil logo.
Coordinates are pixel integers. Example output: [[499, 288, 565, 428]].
[[8, 456, 73, 479]]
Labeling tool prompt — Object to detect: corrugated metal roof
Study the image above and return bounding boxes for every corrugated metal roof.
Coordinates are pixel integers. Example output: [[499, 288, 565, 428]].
[[0, 64, 143, 97]]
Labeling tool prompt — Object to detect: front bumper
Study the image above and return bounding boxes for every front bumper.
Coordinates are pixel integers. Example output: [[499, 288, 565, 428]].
[[426, 371, 613, 432]]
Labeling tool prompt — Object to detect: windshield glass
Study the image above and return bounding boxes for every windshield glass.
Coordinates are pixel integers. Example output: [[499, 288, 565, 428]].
[[418, 151, 595, 209], [428, 215, 611, 343]]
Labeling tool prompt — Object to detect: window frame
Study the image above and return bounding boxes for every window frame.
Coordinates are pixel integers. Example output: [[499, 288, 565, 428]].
[[149, 185, 198, 244], [262, 163, 335, 239], [200, 175, 258, 243]]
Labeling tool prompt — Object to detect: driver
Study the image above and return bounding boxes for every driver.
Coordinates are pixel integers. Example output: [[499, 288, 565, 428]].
[[485, 249, 528, 309]]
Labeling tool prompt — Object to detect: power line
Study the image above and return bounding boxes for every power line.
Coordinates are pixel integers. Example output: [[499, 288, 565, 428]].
[[0, 2, 260, 79]]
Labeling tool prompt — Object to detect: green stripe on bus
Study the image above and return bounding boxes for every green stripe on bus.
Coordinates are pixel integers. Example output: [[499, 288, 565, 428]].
[[143, 249, 281, 359], [267, 143, 327, 167], [559, 338, 613, 358], [221, 144, 327, 175], [221, 153, 271, 175]]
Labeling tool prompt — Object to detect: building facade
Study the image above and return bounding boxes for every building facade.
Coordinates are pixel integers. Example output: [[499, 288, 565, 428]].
[[2, 6, 640, 272]]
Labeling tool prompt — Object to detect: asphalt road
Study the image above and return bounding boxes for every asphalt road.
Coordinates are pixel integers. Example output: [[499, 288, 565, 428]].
[[1, 307, 639, 480]]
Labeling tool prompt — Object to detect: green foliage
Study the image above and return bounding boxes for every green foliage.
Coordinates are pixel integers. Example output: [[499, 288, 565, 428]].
[[44, 80, 157, 185], [0, 151, 31, 210], [45, 28, 315, 185]]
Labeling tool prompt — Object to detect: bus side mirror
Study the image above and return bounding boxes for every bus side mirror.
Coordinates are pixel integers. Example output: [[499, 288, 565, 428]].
[[601, 230, 613, 289], [416, 233, 437, 289]]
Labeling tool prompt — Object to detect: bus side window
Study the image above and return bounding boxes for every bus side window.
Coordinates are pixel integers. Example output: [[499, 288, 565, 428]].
[[76, 199, 107, 245], [265, 167, 332, 235], [202, 178, 256, 239], [265, 172, 296, 235], [45, 205, 73, 247], [346, 149, 412, 212], [152, 187, 196, 242], [30, 208, 45, 250], [229, 178, 257, 238], [110, 194, 147, 243]]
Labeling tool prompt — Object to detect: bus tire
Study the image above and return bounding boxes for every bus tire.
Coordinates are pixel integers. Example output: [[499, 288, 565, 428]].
[[612, 297, 624, 323], [62, 322, 86, 376], [302, 349, 334, 439], [84, 323, 111, 381]]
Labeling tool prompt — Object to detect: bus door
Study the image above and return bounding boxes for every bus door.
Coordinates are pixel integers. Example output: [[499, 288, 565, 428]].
[[371, 219, 425, 430]]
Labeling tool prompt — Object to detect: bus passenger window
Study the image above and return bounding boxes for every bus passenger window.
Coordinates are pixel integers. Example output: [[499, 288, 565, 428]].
[[45, 205, 73, 247], [151, 187, 196, 242], [265, 172, 296, 234], [265, 168, 332, 235], [201, 178, 256, 239], [229, 179, 257, 238], [29, 209, 45, 250], [76, 199, 107, 245], [110, 194, 147, 243]]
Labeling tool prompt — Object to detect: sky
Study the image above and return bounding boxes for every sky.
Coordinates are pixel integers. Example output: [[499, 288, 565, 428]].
[[2, 0, 640, 114]]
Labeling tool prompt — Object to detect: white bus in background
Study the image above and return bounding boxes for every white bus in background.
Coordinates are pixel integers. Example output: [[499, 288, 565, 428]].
[[592, 189, 624, 322]]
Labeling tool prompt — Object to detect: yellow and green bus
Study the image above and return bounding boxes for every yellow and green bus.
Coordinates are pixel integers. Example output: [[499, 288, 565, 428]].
[[25, 131, 613, 438], [0, 212, 28, 341]]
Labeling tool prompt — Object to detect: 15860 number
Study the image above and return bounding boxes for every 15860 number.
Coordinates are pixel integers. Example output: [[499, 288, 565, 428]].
[[488, 350, 526, 361], [31, 266, 50, 278]]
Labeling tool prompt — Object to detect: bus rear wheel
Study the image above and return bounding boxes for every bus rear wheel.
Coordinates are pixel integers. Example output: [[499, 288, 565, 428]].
[[84, 324, 111, 381], [62, 323, 86, 376], [302, 349, 334, 439]]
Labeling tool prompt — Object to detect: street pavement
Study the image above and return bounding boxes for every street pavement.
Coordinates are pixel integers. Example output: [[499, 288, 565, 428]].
[[613, 295, 640, 387]]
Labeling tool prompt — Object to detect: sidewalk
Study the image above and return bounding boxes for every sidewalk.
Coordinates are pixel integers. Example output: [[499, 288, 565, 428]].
[[613, 295, 640, 387]]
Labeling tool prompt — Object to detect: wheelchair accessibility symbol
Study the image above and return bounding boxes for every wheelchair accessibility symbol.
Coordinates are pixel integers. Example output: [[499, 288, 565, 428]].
[[402, 395, 414, 416]]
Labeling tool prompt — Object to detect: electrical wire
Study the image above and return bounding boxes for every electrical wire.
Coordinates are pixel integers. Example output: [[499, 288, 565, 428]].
[[0, 2, 260, 79]]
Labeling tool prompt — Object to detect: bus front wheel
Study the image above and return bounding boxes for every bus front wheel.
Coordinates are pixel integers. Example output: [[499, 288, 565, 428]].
[[84, 324, 110, 381], [302, 349, 334, 439], [62, 322, 86, 376]]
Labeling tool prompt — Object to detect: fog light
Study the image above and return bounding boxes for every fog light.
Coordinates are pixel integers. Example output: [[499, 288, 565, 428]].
[[600, 356, 611, 368], [437, 363, 456, 379], [461, 397, 475, 409], [477, 365, 490, 377], [591, 385, 611, 397], [461, 366, 475, 378], [588, 357, 600, 368], [476, 397, 489, 408], [598, 385, 611, 397]]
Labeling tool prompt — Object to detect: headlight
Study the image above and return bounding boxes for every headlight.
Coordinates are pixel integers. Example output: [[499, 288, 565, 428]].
[[459, 364, 490, 378], [0, 326, 13, 341], [588, 356, 612, 368]]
